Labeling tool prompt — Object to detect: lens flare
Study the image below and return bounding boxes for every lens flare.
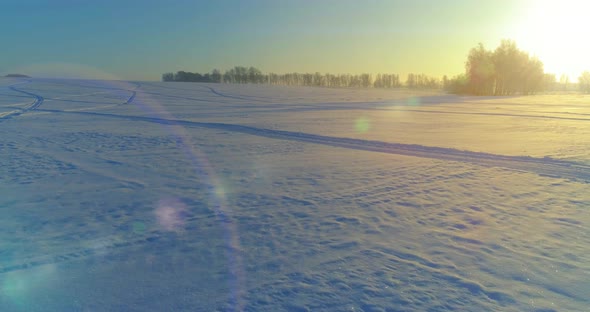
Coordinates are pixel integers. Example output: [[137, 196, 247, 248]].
[[132, 221, 147, 234], [126, 81, 245, 309], [355, 116, 371, 133], [1, 264, 57, 308], [215, 184, 228, 198], [406, 97, 421, 106]]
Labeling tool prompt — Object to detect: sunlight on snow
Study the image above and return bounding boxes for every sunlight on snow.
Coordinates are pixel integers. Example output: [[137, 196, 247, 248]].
[[155, 198, 188, 232]]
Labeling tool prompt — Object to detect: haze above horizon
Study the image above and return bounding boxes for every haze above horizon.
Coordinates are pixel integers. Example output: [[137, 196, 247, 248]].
[[1, 0, 589, 81]]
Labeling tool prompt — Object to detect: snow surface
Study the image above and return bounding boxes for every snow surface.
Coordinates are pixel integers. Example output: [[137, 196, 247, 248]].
[[0, 78, 589, 311]]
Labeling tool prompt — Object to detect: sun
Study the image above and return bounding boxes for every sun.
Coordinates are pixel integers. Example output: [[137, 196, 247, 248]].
[[511, 0, 590, 81]]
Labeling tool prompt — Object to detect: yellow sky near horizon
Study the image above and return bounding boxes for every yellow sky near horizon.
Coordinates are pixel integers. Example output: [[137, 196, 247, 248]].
[[214, 0, 590, 83], [2, 1, 590, 81]]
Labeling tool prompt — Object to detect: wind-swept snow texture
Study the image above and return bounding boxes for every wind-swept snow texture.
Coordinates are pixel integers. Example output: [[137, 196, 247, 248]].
[[1, 78, 588, 311]]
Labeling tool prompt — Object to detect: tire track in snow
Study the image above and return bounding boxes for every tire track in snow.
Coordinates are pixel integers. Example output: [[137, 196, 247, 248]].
[[0, 82, 44, 119], [382, 108, 590, 122], [0, 80, 139, 119], [32, 79, 139, 105], [37, 79, 141, 92], [150, 102, 590, 122], [141, 82, 212, 93], [146, 82, 276, 102], [137, 90, 221, 104], [111, 89, 590, 122], [123, 84, 138, 104], [136, 85, 266, 104], [35, 109, 590, 183], [201, 85, 274, 103], [53, 80, 140, 105]]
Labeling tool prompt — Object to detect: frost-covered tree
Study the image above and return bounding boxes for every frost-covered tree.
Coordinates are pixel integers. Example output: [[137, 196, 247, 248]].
[[579, 71, 590, 93], [559, 74, 569, 91], [210, 69, 222, 83], [162, 72, 174, 82], [458, 40, 547, 95], [542, 73, 556, 92], [466, 43, 495, 95]]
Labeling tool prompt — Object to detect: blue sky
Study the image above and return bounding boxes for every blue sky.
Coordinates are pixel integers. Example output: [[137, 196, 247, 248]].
[[2, 0, 583, 81]]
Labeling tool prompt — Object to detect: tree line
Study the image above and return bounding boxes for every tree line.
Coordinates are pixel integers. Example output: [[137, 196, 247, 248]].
[[161, 70, 222, 83], [162, 66, 440, 89], [163, 40, 590, 95]]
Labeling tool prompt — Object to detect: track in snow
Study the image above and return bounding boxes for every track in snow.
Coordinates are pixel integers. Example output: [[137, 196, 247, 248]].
[[0, 80, 139, 120], [30, 79, 139, 105], [35, 108, 590, 183], [0, 82, 45, 120], [381, 108, 590, 122], [200, 85, 274, 103]]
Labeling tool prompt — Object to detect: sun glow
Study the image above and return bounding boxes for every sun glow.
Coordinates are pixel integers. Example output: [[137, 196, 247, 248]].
[[512, 0, 590, 81]]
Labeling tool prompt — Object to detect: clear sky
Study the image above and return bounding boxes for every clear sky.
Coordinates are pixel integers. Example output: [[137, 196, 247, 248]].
[[1, 0, 588, 81]]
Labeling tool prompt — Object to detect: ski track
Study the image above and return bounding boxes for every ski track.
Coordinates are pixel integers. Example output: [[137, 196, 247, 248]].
[[35, 108, 590, 183]]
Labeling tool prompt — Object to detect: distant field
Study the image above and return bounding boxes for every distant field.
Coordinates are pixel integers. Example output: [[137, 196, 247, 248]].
[[1, 78, 588, 311]]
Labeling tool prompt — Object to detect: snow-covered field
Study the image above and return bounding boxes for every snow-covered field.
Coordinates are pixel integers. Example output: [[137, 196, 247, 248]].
[[1, 78, 588, 311]]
